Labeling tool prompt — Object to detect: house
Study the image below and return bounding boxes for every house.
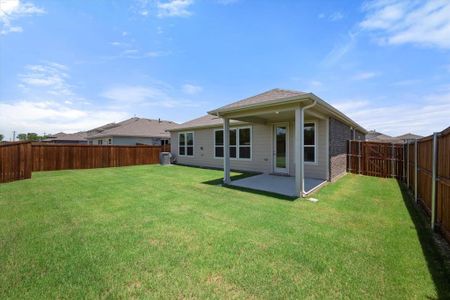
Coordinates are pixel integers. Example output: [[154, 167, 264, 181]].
[[86, 117, 178, 146], [366, 130, 423, 143], [396, 133, 423, 143], [366, 130, 404, 143], [42, 132, 88, 144], [168, 89, 367, 197]]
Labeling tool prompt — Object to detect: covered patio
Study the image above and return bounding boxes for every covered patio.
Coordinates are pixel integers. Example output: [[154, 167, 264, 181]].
[[229, 174, 327, 197], [213, 95, 326, 198]]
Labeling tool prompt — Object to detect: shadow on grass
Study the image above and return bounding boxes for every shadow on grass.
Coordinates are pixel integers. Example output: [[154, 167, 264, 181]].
[[202, 173, 298, 201], [397, 180, 450, 299]]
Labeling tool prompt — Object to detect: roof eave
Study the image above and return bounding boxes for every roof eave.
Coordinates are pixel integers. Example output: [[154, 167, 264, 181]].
[[207, 93, 313, 116], [207, 92, 367, 134]]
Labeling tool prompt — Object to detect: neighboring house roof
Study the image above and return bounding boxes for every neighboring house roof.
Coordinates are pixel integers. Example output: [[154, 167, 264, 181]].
[[172, 88, 367, 133], [396, 133, 423, 140], [87, 117, 178, 139], [42, 132, 87, 142], [366, 131, 404, 143]]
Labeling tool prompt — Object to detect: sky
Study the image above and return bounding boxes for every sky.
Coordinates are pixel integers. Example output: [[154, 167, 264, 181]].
[[0, 0, 449, 140]]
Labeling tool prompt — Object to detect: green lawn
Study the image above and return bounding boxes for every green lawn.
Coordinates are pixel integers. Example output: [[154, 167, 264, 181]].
[[0, 165, 449, 299]]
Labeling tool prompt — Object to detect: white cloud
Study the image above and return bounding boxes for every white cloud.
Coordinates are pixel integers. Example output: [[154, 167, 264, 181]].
[[321, 31, 358, 66], [216, 0, 239, 5], [352, 71, 379, 80], [330, 11, 344, 21], [318, 11, 344, 22], [360, 0, 450, 49], [0, 0, 45, 35], [182, 83, 202, 95], [19, 62, 74, 97], [157, 0, 193, 18], [331, 92, 450, 136], [0, 63, 131, 138], [0, 100, 128, 137], [101, 85, 201, 108]]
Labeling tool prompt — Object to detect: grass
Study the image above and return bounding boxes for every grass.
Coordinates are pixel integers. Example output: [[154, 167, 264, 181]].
[[0, 165, 449, 299]]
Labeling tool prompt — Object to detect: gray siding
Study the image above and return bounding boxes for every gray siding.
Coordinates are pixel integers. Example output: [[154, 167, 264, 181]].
[[170, 119, 328, 180]]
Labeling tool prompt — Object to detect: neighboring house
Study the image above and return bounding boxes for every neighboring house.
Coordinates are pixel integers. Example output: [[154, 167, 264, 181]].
[[366, 130, 404, 143], [86, 117, 178, 146], [42, 132, 88, 144], [396, 133, 423, 143], [168, 88, 367, 197], [366, 130, 423, 143]]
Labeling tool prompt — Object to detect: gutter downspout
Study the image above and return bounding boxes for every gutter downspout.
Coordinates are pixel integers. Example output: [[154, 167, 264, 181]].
[[300, 99, 317, 196]]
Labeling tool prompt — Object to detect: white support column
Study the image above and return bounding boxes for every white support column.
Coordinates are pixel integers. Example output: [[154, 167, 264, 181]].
[[431, 132, 438, 230], [295, 106, 304, 197], [223, 117, 231, 184]]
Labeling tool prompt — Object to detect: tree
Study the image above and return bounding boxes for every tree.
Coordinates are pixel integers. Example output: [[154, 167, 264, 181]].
[[0, 134, 3, 142], [17, 133, 27, 141]]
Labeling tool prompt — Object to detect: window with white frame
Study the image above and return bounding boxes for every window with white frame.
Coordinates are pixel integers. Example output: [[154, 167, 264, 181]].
[[214, 127, 251, 160], [178, 132, 194, 156], [304, 123, 316, 163]]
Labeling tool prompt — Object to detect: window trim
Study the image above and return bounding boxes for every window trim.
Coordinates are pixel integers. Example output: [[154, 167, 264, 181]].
[[178, 132, 194, 157], [304, 121, 318, 165], [213, 126, 252, 161]]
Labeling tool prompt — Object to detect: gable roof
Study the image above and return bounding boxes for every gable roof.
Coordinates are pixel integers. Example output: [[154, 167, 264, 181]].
[[211, 88, 307, 112], [396, 133, 423, 140], [87, 117, 178, 139], [366, 131, 404, 143], [207, 88, 367, 133], [42, 132, 87, 142]]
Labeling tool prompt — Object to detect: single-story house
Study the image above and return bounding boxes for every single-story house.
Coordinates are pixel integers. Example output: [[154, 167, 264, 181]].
[[42, 132, 88, 144], [396, 133, 423, 143], [86, 117, 178, 146], [366, 130, 423, 143], [169, 89, 367, 197]]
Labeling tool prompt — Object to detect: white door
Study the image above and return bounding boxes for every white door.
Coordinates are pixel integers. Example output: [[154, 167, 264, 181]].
[[273, 123, 289, 174]]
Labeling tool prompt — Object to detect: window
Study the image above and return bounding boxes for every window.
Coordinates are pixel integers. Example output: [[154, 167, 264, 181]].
[[304, 122, 316, 163], [214, 127, 251, 160], [161, 139, 169, 146], [108, 138, 112, 145], [98, 140, 103, 145], [178, 132, 194, 156]]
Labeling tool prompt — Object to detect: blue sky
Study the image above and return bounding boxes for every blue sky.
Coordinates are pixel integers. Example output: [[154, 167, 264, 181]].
[[1, 0, 449, 140]]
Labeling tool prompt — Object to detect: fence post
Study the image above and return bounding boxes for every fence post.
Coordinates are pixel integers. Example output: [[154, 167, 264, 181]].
[[406, 142, 410, 187], [431, 132, 438, 231], [358, 141, 361, 174], [402, 144, 406, 181], [391, 143, 395, 178], [414, 140, 418, 203]]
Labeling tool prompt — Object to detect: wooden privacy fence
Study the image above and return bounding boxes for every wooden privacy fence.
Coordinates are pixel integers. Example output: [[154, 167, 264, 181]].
[[0, 142, 32, 183], [405, 127, 450, 243], [31, 143, 163, 171], [348, 141, 405, 178], [0, 143, 168, 183], [348, 127, 450, 243]]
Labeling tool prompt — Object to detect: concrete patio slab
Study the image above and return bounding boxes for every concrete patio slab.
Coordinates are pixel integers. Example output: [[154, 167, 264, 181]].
[[229, 174, 326, 197]]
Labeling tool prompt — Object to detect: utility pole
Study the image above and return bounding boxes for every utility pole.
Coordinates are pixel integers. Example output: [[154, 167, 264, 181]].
[[13, 130, 16, 142]]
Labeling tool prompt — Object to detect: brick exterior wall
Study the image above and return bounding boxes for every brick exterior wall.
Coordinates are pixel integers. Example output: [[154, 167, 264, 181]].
[[328, 117, 365, 181]]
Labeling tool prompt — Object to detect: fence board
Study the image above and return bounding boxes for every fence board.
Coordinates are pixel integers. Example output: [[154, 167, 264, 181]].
[[30, 143, 163, 172], [437, 128, 450, 242], [0, 142, 32, 183], [348, 141, 404, 178]]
